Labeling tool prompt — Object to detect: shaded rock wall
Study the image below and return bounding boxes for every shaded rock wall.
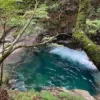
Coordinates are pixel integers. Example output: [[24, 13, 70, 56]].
[[43, 0, 100, 35], [45, 0, 78, 35]]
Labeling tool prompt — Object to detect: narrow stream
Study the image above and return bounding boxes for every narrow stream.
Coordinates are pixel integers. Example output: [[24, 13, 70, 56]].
[[11, 46, 100, 95]]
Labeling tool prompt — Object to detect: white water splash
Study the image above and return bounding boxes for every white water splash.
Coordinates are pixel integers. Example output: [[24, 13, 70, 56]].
[[50, 46, 97, 70]]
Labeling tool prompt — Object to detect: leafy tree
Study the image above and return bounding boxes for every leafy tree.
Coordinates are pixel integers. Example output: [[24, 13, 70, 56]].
[[0, 0, 49, 85]]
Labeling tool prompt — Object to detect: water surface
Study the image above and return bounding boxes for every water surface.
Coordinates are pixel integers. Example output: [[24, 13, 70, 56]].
[[12, 46, 100, 95]]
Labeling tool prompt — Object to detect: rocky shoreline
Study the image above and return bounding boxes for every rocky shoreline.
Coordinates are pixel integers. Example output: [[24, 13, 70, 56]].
[[0, 87, 97, 100]]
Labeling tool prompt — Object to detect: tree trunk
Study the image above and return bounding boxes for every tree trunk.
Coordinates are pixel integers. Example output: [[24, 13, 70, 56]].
[[0, 23, 6, 86], [73, 0, 100, 70]]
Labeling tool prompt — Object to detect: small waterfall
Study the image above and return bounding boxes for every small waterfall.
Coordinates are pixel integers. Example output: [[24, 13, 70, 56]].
[[50, 46, 97, 70]]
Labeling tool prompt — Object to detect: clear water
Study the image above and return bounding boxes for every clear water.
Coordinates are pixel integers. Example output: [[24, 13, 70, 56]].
[[12, 46, 100, 95]]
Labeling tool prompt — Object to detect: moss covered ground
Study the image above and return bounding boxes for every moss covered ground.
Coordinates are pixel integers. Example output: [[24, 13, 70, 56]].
[[8, 89, 85, 100]]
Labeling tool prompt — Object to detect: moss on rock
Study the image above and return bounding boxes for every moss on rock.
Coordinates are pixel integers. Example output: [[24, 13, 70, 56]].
[[73, 30, 100, 68], [73, 0, 100, 70]]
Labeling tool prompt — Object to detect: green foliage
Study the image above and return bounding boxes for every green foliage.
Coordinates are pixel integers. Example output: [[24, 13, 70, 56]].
[[15, 0, 35, 11], [86, 19, 100, 35], [0, 0, 15, 12], [48, 1, 61, 11], [1, 2, 49, 36], [0, 0, 49, 31], [35, 4, 49, 19], [97, 7, 100, 16], [12, 90, 86, 100], [0, 0, 16, 20], [22, 4, 49, 35], [0, 0, 23, 30], [40, 91, 58, 100], [10, 4, 48, 36], [24, 22, 46, 35], [89, 5, 100, 18], [59, 92, 85, 100], [12, 90, 39, 100], [8, 16, 24, 26], [24, 4, 48, 19]]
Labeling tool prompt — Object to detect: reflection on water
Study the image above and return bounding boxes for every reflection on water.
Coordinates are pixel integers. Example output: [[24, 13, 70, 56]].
[[11, 46, 100, 95]]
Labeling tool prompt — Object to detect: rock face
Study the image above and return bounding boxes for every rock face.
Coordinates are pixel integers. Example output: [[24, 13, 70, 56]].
[[46, 0, 78, 35], [4, 48, 25, 65], [4, 31, 42, 65]]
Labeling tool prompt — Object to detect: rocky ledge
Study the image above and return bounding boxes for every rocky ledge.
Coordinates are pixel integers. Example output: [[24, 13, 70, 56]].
[[0, 88, 96, 100]]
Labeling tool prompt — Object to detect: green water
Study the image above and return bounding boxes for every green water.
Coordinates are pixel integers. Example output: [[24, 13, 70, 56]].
[[12, 47, 100, 95]]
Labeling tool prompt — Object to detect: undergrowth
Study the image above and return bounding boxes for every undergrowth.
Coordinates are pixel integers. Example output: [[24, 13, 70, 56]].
[[9, 90, 85, 100]]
